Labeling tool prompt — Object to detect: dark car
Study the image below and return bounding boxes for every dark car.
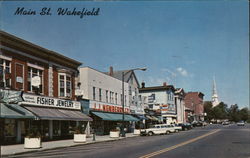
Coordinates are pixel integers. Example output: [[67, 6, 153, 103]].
[[177, 123, 192, 131], [192, 121, 203, 127]]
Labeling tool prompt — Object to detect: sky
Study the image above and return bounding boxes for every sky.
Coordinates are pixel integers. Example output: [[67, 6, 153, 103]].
[[1, 1, 249, 108]]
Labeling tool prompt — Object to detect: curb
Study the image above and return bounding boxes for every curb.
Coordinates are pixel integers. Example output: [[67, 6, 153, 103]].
[[1, 135, 138, 157]]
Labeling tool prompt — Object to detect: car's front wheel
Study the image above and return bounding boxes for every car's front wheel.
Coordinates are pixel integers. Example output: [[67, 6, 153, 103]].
[[148, 131, 154, 136], [166, 131, 170, 135]]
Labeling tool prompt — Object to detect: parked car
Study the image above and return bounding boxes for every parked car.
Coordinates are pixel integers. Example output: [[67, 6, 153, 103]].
[[140, 124, 175, 136], [177, 123, 192, 131], [237, 121, 245, 126], [172, 124, 182, 132], [163, 124, 178, 133], [222, 121, 230, 125], [192, 121, 203, 127]]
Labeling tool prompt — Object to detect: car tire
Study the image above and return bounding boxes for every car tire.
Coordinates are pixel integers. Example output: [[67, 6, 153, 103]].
[[166, 131, 170, 135], [175, 129, 179, 133], [148, 131, 153, 136]]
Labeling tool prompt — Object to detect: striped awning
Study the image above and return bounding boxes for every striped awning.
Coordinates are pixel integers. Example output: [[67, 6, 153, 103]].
[[23, 106, 92, 121], [0, 103, 35, 119], [92, 111, 139, 121]]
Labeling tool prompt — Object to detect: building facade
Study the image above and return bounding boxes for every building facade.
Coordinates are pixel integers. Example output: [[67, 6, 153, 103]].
[[78, 67, 139, 135], [184, 92, 205, 122], [0, 31, 91, 144], [174, 88, 185, 123], [139, 82, 177, 125]]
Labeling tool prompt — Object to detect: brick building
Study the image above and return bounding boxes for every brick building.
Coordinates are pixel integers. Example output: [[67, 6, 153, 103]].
[[0, 31, 91, 144], [184, 92, 204, 122]]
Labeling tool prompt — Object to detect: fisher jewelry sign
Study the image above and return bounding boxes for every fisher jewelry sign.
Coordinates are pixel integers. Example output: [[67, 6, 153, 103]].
[[21, 94, 81, 110]]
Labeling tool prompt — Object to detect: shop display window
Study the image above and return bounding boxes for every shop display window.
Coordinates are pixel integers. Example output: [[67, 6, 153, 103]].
[[4, 119, 16, 137], [69, 121, 76, 135], [53, 120, 60, 136]]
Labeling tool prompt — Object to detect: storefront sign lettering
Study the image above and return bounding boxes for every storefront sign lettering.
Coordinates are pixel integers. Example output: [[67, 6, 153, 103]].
[[161, 104, 176, 114], [0, 89, 23, 104], [90, 101, 130, 113], [21, 94, 81, 110]]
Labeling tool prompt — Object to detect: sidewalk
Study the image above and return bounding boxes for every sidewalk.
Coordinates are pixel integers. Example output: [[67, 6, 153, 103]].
[[1, 133, 138, 157]]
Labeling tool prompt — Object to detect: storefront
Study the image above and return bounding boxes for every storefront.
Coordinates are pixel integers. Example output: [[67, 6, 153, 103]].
[[0, 90, 92, 144], [91, 111, 139, 135], [20, 93, 92, 141]]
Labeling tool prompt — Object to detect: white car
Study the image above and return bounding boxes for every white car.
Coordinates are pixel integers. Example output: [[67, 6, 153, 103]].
[[140, 124, 175, 136], [237, 121, 245, 126]]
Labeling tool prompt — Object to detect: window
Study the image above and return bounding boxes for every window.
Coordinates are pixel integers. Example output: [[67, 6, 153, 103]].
[[112, 92, 114, 103], [58, 73, 71, 97], [4, 119, 16, 137], [129, 86, 132, 95], [93, 87, 96, 100], [106, 90, 108, 103], [121, 94, 123, 104], [99, 88, 102, 102], [115, 93, 117, 104], [110, 91, 112, 103], [0, 58, 11, 88], [125, 95, 127, 106], [28, 67, 43, 94]]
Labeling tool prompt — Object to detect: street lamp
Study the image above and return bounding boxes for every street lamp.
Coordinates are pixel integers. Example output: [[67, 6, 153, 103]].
[[121, 67, 147, 137]]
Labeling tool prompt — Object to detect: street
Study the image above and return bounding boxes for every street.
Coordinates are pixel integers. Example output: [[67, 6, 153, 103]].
[[7, 124, 250, 158]]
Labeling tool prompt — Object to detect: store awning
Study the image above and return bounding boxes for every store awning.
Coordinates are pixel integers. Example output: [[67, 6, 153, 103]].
[[0, 103, 35, 119], [146, 115, 153, 120], [146, 115, 159, 121], [151, 116, 160, 121], [23, 106, 92, 121], [136, 115, 148, 120], [92, 112, 139, 121]]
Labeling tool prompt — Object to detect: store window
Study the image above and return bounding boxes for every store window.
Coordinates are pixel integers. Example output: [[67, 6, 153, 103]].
[[28, 67, 43, 94], [4, 119, 16, 137], [0, 58, 11, 88], [59, 73, 71, 98], [53, 121, 60, 136]]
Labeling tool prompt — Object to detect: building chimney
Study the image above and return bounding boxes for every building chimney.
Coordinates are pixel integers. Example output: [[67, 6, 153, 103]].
[[109, 66, 113, 76], [163, 82, 167, 86], [141, 82, 145, 88]]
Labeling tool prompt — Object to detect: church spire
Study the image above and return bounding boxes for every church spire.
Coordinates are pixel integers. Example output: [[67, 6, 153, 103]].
[[212, 76, 220, 107]]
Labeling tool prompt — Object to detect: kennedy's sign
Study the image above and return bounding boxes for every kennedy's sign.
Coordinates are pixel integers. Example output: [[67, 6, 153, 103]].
[[21, 94, 81, 110], [0, 89, 23, 104]]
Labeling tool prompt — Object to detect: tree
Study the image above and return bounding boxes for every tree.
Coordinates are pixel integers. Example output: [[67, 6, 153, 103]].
[[211, 102, 228, 120], [228, 104, 241, 122], [239, 108, 249, 121], [203, 101, 213, 121]]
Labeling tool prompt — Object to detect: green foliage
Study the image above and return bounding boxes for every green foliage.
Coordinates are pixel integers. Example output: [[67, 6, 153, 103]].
[[26, 127, 41, 138], [74, 125, 86, 134], [239, 108, 249, 122], [204, 102, 249, 122]]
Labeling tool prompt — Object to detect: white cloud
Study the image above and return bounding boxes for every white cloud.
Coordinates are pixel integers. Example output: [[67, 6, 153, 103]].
[[161, 68, 177, 77], [176, 67, 188, 77]]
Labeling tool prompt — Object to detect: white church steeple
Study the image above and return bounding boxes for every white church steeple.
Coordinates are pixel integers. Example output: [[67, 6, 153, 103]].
[[212, 76, 220, 107]]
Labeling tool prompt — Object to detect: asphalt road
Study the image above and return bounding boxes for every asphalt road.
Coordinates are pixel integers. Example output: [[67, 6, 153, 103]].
[[8, 124, 250, 158]]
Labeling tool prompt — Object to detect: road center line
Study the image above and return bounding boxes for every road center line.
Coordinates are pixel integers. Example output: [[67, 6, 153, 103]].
[[139, 129, 221, 158]]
